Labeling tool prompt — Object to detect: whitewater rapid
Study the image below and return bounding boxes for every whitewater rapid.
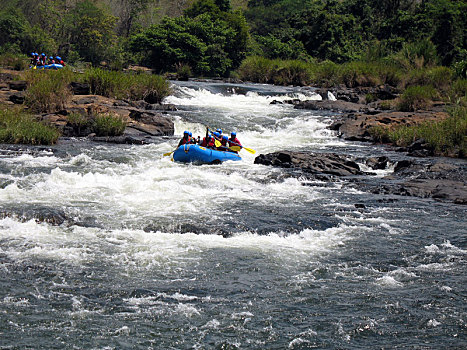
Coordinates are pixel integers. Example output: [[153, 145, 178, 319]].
[[0, 81, 465, 349]]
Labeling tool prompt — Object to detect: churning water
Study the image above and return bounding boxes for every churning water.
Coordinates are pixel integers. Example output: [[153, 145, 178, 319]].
[[0, 81, 465, 349]]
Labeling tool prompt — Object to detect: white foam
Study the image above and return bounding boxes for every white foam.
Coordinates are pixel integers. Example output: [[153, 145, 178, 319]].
[[427, 319, 441, 327], [376, 275, 404, 288]]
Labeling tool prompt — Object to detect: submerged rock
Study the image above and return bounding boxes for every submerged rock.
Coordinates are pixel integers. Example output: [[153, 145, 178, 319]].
[[0, 206, 67, 225]]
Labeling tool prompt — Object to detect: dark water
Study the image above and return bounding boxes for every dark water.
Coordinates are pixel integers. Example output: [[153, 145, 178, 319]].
[[0, 81, 465, 349]]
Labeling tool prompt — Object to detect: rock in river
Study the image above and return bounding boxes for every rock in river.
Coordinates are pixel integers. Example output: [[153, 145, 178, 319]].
[[254, 151, 362, 177]]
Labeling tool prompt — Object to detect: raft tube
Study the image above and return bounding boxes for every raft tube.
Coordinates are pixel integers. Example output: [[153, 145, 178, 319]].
[[33, 64, 64, 70], [173, 144, 241, 164], [43, 64, 64, 70]]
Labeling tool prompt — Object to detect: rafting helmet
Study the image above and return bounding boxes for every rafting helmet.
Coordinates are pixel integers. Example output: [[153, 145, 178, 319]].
[[223, 135, 228, 140], [49, 56, 53, 60], [213, 132, 220, 138], [231, 132, 236, 137], [41, 53, 45, 56], [188, 132, 192, 136], [183, 130, 188, 135], [216, 128, 222, 134], [56, 56, 61, 61]]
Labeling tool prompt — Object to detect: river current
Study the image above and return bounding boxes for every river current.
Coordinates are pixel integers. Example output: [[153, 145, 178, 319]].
[[0, 81, 465, 349]]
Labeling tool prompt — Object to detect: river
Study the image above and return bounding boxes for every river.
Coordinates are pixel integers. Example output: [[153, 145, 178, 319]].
[[0, 81, 465, 349]]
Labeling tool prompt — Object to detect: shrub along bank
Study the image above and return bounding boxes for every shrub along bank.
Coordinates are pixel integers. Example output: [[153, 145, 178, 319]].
[[0, 107, 60, 145]]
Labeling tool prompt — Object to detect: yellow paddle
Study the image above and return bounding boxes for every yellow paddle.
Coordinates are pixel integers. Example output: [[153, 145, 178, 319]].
[[229, 144, 256, 154], [163, 151, 173, 157]]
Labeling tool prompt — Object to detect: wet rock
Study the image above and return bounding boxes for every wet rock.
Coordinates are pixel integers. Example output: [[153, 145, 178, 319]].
[[254, 151, 362, 177], [0, 206, 67, 225], [128, 110, 174, 136], [358, 159, 467, 204], [90, 134, 149, 144], [407, 138, 434, 157], [283, 99, 301, 105], [366, 156, 390, 170], [394, 159, 414, 173], [148, 103, 177, 112]]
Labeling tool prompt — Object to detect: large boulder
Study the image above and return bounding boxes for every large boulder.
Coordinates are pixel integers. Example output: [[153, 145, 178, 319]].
[[254, 151, 362, 177], [128, 110, 174, 136]]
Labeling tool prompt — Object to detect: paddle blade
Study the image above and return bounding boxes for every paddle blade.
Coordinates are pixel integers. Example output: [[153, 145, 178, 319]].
[[214, 139, 221, 147], [163, 151, 173, 157], [229, 146, 241, 152], [243, 147, 256, 154]]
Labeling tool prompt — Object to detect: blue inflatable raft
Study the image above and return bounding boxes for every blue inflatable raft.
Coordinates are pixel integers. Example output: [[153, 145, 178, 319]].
[[31, 64, 64, 70], [173, 144, 241, 164]]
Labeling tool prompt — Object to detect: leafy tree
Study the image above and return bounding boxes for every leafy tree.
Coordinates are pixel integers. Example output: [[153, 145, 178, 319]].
[[66, 0, 118, 64], [130, 3, 248, 76]]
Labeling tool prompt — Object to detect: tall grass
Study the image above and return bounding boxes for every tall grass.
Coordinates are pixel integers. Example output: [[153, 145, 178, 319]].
[[82, 68, 172, 102], [0, 107, 60, 145], [237, 56, 402, 87], [397, 85, 437, 111], [23, 68, 74, 113], [93, 112, 126, 136], [370, 106, 467, 157]]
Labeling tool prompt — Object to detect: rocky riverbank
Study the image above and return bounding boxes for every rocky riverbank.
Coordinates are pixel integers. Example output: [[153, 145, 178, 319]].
[[0, 69, 176, 144]]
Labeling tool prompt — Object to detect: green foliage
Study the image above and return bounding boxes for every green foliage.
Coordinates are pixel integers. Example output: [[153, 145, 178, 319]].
[[93, 112, 126, 136], [83, 68, 171, 102], [237, 56, 311, 85], [397, 85, 437, 112], [0, 107, 60, 145], [237, 56, 403, 87], [254, 34, 310, 61], [452, 49, 467, 79], [394, 39, 439, 69], [176, 63, 192, 81], [246, 0, 466, 66], [23, 68, 74, 113], [370, 106, 467, 157], [66, 1, 118, 65], [130, 7, 248, 76]]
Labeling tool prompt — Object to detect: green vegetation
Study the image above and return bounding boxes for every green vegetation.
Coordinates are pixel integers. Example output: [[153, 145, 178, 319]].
[[93, 113, 126, 136], [23, 68, 74, 113], [0, 107, 60, 145], [397, 85, 437, 112], [0, 0, 465, 80], [370, 106, 467, 157], [236, 56, 402, 87], [83, 68, 171, 102]]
